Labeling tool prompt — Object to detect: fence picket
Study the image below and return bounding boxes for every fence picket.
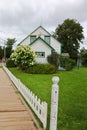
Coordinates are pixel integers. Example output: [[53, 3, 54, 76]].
[[3, 66, 47, 129]]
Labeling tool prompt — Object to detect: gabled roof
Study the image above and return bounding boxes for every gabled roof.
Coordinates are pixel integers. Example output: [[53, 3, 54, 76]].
[[18, 25, 50, 45], [30, 25, 51, 36], [18, 25, 62, 46], [30, 36, 55, 50]]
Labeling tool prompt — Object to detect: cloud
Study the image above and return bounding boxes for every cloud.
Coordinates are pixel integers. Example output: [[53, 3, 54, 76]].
[[0, 0, 87, 47]]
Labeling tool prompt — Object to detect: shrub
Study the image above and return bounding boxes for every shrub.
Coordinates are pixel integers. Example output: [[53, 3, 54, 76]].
[[80, 48, 87, 67], [47, 52, 59, 69], [60, 56, 76, 71], [6, 58, 16, 67], [25, 64, 56, 74], [10, 45, 35, 70]]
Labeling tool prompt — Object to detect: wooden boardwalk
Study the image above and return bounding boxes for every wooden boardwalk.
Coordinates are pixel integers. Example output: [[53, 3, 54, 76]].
[[0, 68, 38, 130]]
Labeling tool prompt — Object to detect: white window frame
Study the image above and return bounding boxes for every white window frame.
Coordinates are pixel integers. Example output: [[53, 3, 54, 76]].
[[35, 52, 45, 58]]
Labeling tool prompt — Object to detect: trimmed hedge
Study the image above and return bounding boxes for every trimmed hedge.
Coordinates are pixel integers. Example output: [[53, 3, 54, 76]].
[[25, 64, 56, 74]]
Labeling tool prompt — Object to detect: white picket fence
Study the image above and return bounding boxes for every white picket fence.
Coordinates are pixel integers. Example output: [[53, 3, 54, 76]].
[[3, 66, 47, 129]]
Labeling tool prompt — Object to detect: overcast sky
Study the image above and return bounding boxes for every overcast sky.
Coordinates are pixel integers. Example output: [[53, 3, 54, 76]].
[[0, 0, 87, 48]]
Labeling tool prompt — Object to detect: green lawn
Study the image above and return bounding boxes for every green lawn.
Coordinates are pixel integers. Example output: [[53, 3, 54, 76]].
[[9, 67, 87, 130]]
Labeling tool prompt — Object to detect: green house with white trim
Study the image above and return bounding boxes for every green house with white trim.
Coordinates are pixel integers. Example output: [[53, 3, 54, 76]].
[[19, 26, 61, 63]]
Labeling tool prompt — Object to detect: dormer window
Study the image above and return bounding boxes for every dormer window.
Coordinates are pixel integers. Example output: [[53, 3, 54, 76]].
[[30, 35, 36, 43], [44, 36, 50, 44]]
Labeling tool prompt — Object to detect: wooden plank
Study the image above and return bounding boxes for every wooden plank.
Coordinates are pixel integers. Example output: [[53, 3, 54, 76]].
[[0, 121, 36, 130], [0, 68, 38, 130], [0, 111, 32, 120]]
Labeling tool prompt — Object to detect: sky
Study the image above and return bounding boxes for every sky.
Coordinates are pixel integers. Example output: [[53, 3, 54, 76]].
[[0, 0, 87, 48]]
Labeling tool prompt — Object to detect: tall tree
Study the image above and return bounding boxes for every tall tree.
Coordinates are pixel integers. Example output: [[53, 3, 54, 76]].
[[0, 46, 3, 59], [54, 19, 84, 59], [6, 38, 16, 58]]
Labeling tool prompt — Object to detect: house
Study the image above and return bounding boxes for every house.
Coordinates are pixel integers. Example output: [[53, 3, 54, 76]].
[[19, 26, 61, 64]]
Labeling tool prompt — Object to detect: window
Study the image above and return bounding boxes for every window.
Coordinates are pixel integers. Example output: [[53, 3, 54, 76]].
[[44, 36, 50, 44], [35, 52, 45, 58], [30, 35, 36, 43]]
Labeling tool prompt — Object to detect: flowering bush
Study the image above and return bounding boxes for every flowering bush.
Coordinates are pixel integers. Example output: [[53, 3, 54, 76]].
[[10, 45, 35, 69]]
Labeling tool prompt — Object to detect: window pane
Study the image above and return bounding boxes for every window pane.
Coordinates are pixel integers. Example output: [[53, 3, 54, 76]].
[[35, 52, 45, 58], [44, 36, 50, 44], [30, 36, 36, 43]]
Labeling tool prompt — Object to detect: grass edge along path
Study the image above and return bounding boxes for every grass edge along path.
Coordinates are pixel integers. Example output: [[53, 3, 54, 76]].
[[9, 67, 87, 130]]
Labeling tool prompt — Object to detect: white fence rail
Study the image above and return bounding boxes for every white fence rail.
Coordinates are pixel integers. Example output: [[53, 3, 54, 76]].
[[3, 66, 47, 129]]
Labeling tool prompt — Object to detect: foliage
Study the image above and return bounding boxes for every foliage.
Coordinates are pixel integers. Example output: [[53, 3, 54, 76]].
[[25, 64, 56, 74], [80, 47, 87, 66], [0, 46, 3, 59], [47, 52, 59, 69], [6, 38, 16, 58], [60, 56, 76, 70], [6, 58, 16, 67], [10, 45, 35, 69], [54, 19, 84, 59], [10, 67, 87, 130]]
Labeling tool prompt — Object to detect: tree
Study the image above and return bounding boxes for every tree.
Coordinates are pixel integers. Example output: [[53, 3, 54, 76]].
[[6, 38, 16, 58], [0, 46, 3, 59], [54, 19, 84, 59], [10, 45, 35, 70], [80, 47, 87, 66]]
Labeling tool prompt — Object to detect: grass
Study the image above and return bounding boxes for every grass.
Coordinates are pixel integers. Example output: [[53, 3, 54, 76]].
[[9, 67, 87, 130]]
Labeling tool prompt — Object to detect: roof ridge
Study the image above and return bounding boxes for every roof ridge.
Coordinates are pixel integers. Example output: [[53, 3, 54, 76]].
[[30, 25, 51, 35]]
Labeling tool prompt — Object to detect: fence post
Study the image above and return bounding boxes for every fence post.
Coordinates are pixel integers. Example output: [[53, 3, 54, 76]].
[[50, 76, 59, 130]]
